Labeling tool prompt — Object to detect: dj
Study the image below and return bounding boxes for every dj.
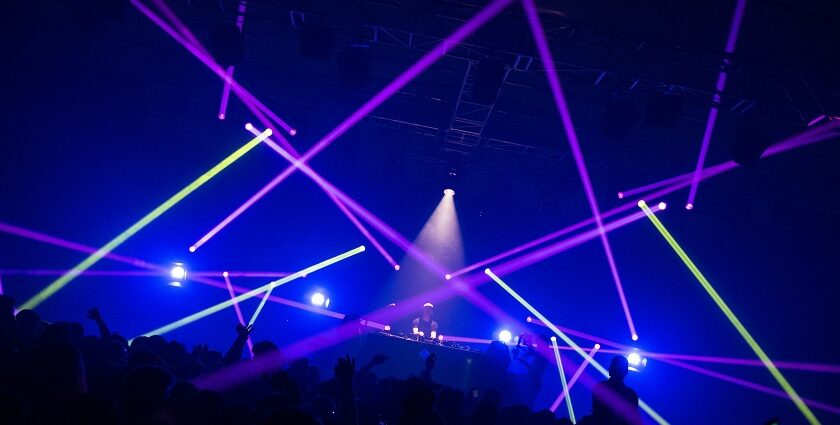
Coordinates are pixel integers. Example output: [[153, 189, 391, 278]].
[[412, 302, 439, 337]]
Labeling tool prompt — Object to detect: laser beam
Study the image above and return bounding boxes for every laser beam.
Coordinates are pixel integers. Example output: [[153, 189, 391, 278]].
[[187, 0, 515, 250], [20, 129, 272, 309], [523, 0, 637, 339], [686, 0, 748, 208], [551, 345, 599, 412], [135, 245, 365, 339], [551, 337, 576, 422], [638, 201, 820, 425], [484, 268, 668, 425], [223, 272, 253, 358]]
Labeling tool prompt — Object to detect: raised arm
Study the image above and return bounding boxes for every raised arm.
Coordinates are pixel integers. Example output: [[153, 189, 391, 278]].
[[86, 307, 111, 338], [335, 355, 359, 425], [223, 323, 252, 365]]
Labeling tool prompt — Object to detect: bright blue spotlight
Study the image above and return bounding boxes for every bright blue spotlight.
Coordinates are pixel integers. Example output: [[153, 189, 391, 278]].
[[169, 263, 186, 286], [311, 292, 326, 307], [498, 329, 512, 343], [170, 263, 187, 280]]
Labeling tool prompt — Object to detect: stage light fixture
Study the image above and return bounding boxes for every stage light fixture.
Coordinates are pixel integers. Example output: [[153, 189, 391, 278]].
[[550, 336, 557, 342], [445, 274, 452, 280], [311, 292, 326, 307], [394, 264, 401, 271], [628, 352, 642, 366], [686, 203, 694, 210], [170, 263, 187, 280], [498, 329, 512, 343], [170, 263, 186, 286], [443, 188, 455, 196], [431, 331, 437, 339], [384, 325, 391, 332], [632, 333, 639, 341], [657, 202, 667, 211], [594, 344, 601, 350]]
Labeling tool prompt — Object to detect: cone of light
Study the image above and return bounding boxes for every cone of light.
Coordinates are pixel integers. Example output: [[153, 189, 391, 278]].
[[134, 245, 364, 339], [638, 201, 820, 425], [551, 337, 576, 422], [484, 268, 669, 425], [20, 129, 272, 310]]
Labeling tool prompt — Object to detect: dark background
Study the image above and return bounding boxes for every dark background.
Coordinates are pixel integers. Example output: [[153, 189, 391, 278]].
[[1, 1, 839, 423]]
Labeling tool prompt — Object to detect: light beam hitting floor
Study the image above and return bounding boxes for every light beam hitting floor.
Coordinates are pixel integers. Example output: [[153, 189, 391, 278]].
[[638, 200, 820, 425]]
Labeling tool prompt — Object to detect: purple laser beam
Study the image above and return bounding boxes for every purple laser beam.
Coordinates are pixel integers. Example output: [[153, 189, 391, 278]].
[[217, 1, 247, 120], [132, 0, 296, 136], [686, 0, 748, 208], [618, 121, 839, 204], [659, 357, 840, 416], [186, 0, 515, 249], [142, 4, 393, 264], [0, 222, 342, 319], [223, 272, 254, 357], [523, 0, 637, 339], [551, 345, 599, 412]]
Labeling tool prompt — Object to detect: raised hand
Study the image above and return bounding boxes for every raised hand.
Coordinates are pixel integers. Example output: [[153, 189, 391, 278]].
[[236, 323, 253, 338], [335, 354, 356, 385], [86, 307, 102, 321]]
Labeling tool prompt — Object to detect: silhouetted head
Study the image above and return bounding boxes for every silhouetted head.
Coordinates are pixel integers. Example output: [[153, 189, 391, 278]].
[[252, 340, 278, 357], [120, 365, 174, 418], [608, 355, 629, 381]]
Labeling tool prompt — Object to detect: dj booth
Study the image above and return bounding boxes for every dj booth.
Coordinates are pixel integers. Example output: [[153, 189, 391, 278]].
[[354, 331, 544, 406], [356, 332, 485, 389]]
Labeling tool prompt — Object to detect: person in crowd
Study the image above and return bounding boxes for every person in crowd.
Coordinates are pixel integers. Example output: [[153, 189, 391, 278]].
[[0, 295, 594, 425], [591, 355, 642, 425]]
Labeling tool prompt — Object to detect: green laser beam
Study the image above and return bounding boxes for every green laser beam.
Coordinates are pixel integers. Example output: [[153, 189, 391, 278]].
[[249, 283, 277, 326], [21, 129, 273, 310], [638, 200, 820, 425], [552, 338, 576, 422], [485, 269, 669, 425], [134, 245, 365, 339]]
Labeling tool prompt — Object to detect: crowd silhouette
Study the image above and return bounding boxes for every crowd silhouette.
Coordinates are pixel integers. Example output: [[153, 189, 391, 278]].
[[0, 295, 642, 425]]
